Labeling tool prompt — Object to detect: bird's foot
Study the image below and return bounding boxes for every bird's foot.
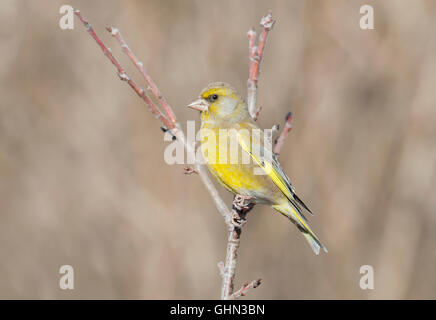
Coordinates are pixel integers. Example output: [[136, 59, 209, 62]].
[[231, 195, 254, 228], [233, 194, 254, 212], [231, 210, 247, 228]]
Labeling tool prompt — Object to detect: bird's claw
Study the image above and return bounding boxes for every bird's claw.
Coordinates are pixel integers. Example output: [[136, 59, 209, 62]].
[[231, 210, 247, 228], [231, 195, 254, 228], [233, 194, 254, 212]]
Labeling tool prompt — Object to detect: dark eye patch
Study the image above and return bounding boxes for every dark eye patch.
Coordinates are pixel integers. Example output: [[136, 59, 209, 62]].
[[209, 94, 219, 102]]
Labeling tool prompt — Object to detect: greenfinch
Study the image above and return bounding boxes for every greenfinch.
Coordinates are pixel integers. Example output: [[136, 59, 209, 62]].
[[187, 82, 327, 255]]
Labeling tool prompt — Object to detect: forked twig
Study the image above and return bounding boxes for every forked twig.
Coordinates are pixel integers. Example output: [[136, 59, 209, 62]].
[[74, 11, 173, 130], [74, 9, 290, 300], [74, 9, 232, 226], [106, 26, 177, 127], [230, 279, 262, 300]]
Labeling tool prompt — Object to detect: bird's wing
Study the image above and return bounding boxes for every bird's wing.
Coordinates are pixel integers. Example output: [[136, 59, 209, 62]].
[[236, 124, 313, 218]]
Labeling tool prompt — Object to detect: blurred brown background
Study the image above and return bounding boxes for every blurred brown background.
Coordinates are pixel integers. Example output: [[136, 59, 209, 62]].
[[0, 0, 435, 299]]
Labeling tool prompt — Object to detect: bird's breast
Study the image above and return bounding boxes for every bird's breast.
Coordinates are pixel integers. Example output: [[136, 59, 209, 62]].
[[199, 123, 282, 204]]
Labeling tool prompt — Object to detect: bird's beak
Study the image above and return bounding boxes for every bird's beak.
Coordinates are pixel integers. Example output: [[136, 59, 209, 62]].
[[187, 98, 209, 112]]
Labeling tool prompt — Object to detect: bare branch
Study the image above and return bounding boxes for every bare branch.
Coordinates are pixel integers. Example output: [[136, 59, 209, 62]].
[[220, 195, 256, 300], [247, 12, 275, 119], [217, 261, 225, 278], [221, 224, 241, 299], [274, 112, 293, 156], [106, 26, 177, 127], [73, 10, 173, 129], [230, 279, 262, 300], [75, 9, 233, 224], [75, 9, 273, 301], [102, 23, 235, 226], [252, 105, 263, 122]]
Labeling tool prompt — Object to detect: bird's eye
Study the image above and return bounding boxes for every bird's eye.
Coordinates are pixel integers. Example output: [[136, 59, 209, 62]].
[[210, 94, 219, 102]]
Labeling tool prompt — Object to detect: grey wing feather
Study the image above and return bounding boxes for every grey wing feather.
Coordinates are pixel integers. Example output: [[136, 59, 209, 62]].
[[249, 126, 315, 217]]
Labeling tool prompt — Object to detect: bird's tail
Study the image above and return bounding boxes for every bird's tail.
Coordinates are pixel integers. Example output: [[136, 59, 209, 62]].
[[272, 202, 327, 255]]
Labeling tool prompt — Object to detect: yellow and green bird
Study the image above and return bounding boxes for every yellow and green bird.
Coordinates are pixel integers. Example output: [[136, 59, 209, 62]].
[[187, 82, 327, 255]]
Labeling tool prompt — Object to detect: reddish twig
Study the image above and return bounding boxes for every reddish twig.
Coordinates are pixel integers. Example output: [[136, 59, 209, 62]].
[[73, 10, 173, 130], [253, 105, 263, 122], [106, 26, 177, 127], [274, 112, 293, 156], [75, 9, 232, 225], [183, 166, 198, 175], [247, 12, 275, 119], [230, 279, 262, 300]]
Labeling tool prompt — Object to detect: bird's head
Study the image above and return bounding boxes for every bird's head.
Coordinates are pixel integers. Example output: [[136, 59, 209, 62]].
[[187, 82, 249, 122]]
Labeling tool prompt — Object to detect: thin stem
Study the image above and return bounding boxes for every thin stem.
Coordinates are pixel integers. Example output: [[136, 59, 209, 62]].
[[230, 279, 262, 300], [221, 224, 241, 299], [220, 195, 255, 299], [106, 27, 177, 127], [274, 112, 293, 156], [75, 9, 232, 224], [74, 10, 172, 129], [247, 12, 275, 119]]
